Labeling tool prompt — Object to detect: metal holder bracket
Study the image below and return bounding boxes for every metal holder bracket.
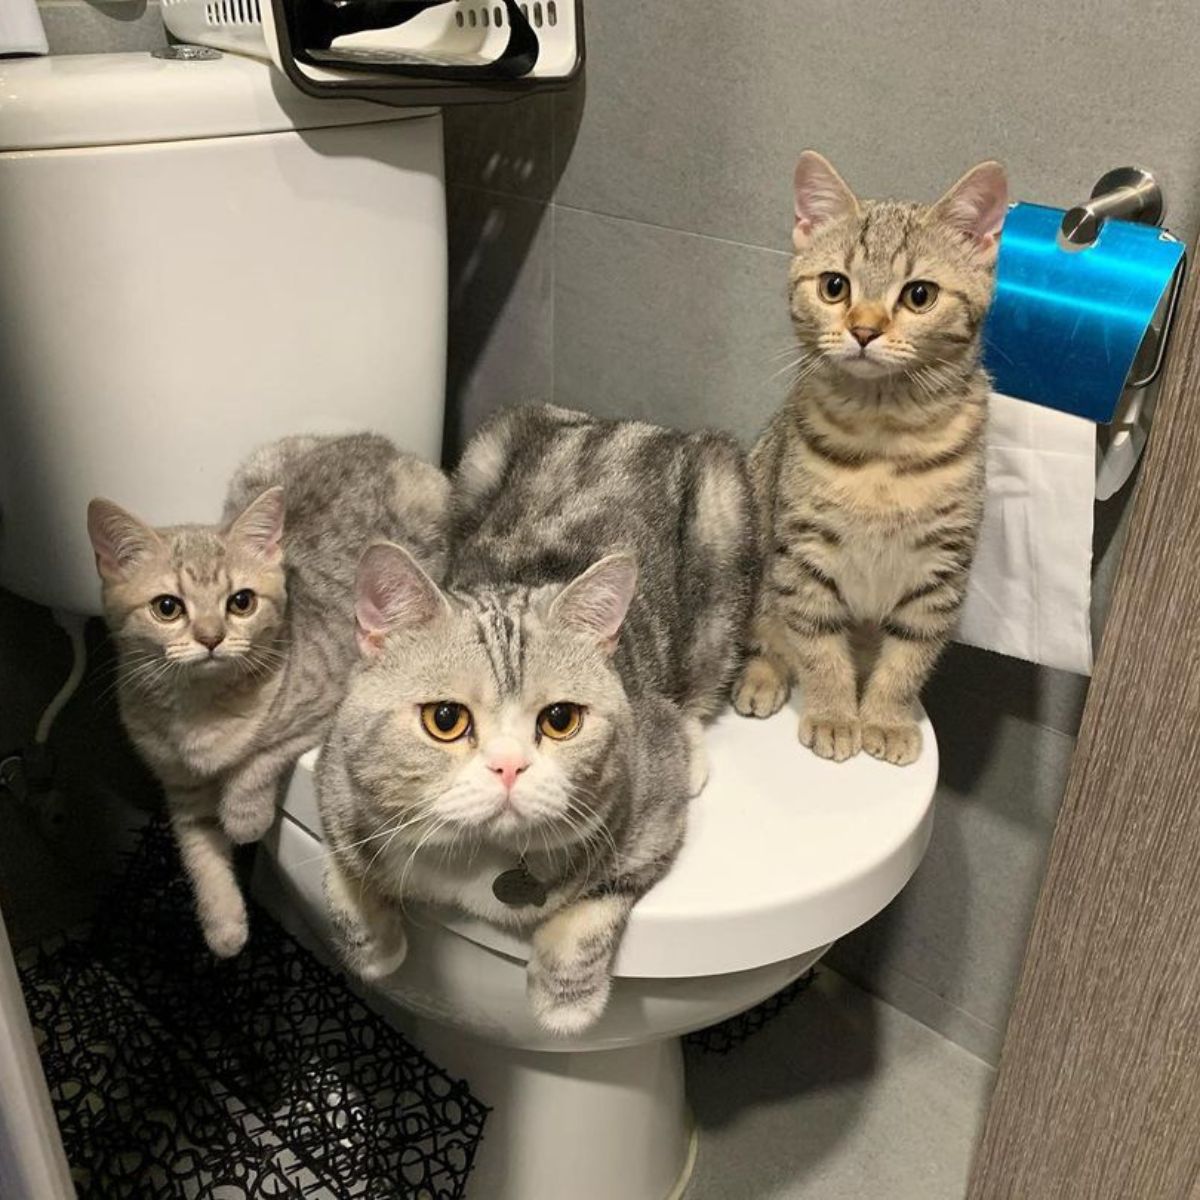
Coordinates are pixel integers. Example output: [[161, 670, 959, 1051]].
[[1059, 166, 1186, 393], [1060, 166, 1164, 247]]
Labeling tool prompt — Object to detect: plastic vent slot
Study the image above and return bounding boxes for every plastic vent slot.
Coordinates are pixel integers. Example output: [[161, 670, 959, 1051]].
[[204, 0, 261, 26], [457, 4, 512, 28]]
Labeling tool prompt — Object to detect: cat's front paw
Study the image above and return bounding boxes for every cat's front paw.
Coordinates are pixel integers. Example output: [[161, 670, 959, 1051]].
[[684, 719, 709, 797], [861, 720, 922, 766], [336, 913, 408, 982], [325, 867, 408, 981], [527, 954, 611, 1038], [527, 898, 623, 1037], [201, 908, 248, 958], [219, 787, 276, 845], [799, 711, 861, 762], [733, 657, 790, 718], [354, 925, 409, 982]]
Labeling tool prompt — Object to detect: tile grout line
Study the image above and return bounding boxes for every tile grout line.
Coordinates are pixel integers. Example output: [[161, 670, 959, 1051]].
[[549, 91, 558, 405], [549, 199, 557, 404], [839, 961, 1004, 1068], [447, 181, 552, 208], [551, 198, 794, 258], [447, 181, 792, 260]]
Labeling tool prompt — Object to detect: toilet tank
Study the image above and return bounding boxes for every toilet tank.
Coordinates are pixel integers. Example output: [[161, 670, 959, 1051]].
[[0, 52, 447, 616]]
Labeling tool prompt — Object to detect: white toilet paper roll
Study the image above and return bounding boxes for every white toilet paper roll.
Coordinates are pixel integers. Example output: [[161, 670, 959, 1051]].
[[956, 394, 1096, 676], [0, 0, 48, 56]]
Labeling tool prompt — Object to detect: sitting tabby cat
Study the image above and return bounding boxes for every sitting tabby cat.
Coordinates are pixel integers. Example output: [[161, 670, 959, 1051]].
[[317, 405, 757, 1035], [733, 152, 1007, 765], [88, 434, 448, 958]]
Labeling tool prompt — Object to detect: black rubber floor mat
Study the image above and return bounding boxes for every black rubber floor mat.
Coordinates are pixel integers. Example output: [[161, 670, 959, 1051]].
[[685, 969, 818, 1055], [17, 819, 487, 1199]]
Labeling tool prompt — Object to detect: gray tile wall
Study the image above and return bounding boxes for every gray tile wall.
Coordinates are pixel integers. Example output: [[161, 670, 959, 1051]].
[[36, 0, 166, 54], [443, 0, 1200, 1063]]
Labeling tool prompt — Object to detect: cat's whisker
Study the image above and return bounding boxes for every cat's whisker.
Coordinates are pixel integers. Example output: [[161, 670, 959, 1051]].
[[762, 354, 809, 390], [116, 656, 179, 696], [396, 814, 454, 912], [764, 343, 807, 362], [563, 791, 620, 869], [791, 357, 826, 391], [100, 656, 160, 700], [534, 824, 561, 882], [568, 818, 602, 892], [295, 809, 423, 867], [355, 803, 439, 900]]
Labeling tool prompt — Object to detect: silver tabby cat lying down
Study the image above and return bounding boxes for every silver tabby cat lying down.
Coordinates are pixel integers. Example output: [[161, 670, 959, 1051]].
[[317, 405, 758, 1036], [88, 434, 448, 959]]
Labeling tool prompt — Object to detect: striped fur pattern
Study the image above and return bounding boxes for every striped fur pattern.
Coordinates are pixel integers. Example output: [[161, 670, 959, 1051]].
[[733, 153, 1007, 765], [88, 434, 449, 958], [318, 405, 757, 1035]]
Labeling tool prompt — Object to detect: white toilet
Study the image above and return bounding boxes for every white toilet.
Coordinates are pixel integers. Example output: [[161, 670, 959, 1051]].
[[255, 707, 938, 1200], [0, 49, 940, 1200], [0, 52, 445, 613]]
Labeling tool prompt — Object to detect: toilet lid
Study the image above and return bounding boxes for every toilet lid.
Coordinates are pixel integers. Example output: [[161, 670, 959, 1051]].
[[282, 706, 937, 979]]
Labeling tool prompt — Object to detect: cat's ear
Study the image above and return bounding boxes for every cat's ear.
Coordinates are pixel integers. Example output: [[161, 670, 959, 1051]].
[[87, 499, 163, 582], [355, 542, 447, 656], [226, 486, 285, 564], [792, 151, 860, 249], [550, 553, 638, 654], [932, 161, 1008, 258]]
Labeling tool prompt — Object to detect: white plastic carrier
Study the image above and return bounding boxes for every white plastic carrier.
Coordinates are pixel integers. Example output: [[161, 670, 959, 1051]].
[[161, 0, 582, 105]]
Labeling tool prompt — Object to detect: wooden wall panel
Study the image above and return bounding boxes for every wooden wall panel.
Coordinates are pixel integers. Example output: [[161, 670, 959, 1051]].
[[967, 265, 1200, 1197]]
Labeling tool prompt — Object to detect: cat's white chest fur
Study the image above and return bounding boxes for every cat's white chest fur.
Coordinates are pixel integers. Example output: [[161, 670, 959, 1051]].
[[381, 838, 551, 928], [171, 713, 261, 776], [123, 674, 277, 782], [837, 525, 937, 620]]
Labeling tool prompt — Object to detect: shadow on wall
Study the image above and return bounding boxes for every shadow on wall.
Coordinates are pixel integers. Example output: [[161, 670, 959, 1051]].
[[828, 640, 1084, 1062], [827, 442, 1137, 1063], [442, 76, 585, 458], [684, 972, 879, 1199], [36, 0, 168, 56]]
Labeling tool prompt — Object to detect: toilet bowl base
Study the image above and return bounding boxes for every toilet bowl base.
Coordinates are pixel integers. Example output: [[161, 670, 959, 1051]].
[[252, 848, 699, 1200], [411, 1017, 695, 1200]]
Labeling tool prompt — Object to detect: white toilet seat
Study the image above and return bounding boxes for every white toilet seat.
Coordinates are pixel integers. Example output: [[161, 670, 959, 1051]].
[[279, 705, 937, 980]]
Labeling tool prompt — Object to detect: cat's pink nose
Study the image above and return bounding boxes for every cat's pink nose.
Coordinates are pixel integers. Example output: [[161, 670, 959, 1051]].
[[850, 325, 882, 347], [488, 755, 530, 791], [195, 631, 224, 650]]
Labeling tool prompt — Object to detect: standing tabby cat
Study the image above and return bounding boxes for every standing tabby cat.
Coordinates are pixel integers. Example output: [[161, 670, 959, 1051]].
[[88, 434, 448, 957], [733, 152, 1007, 765], [317, 405, 757, 1035]]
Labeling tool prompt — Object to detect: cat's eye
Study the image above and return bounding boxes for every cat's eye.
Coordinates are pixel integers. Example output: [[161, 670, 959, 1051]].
[[150, 594, 185, 622], [818, 272, 850, 304], [421, 701, 472, 743], [537, 702, 583, 741], [900, 280, 940, 313], [227, 589, 257, 615]]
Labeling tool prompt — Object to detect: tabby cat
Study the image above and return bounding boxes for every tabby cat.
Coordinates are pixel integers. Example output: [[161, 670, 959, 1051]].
[[88, 434, 448, 957], [733, 152, 1007, 765], [317, 405, 757, 1035]]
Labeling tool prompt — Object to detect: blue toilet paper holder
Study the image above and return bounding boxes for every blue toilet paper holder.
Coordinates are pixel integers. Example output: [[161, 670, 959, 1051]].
[[983, 166, 1187, 428]]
